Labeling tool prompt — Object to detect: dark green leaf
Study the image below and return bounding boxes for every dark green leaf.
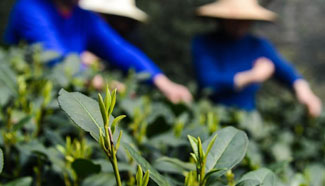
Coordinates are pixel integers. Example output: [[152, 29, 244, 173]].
[[58, 89, 107, 141], [123, 143, 170, 186], [71, 159, 101, 179], [82, 173, 116, 186], [3, 177, 32, 186], [156, 157, 195, 171], [203, 127, 248, 172], [238, 168, 277, 186]]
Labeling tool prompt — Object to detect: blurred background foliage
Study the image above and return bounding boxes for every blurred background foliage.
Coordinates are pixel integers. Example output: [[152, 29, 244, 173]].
[[1, 0, 325, 98]]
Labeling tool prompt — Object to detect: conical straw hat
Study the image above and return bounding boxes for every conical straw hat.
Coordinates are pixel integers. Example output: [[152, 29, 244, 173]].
[[79, 0, 148, 22], [197, 0, 277, 21]]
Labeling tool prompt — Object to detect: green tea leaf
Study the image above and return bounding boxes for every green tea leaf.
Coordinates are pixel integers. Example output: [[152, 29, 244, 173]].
[[156, 157, 195, 171], [204, 168, 227, 182], [203, 127, 248, 172], [205, 134, 217, 157], [111, 115, 126, 134], [137, 165, 143, 186], [108, 89, 117, 116], [58, 89, 108, 142], [105, 86, 111, 113], [187, 135, 199, 157], [82, 173, 116, 186], [3, 177, 32, 186], [123, 143, 170, 186], [71, 159, 101, 179], [237, 168, 277, 186], [142, 170, 150, 186], [115, 131, 123, 150], [198, 137, 205, 161], [98, 93, 107, 126]]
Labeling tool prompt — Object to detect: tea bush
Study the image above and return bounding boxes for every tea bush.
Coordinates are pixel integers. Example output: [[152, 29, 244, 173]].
[[0, 45, 324, 186]]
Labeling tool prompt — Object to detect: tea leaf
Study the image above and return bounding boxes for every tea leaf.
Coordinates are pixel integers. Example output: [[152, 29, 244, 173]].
[[204, 168, 226, 182], [187, 135, 198, 157], [237, 168, 277, 186], [137, 165, 143, 186], [203, 127, 248, 172], [156, 157, 195, 171], [142, 170, 150, 186], [111, 115, 126, 134], [123, 143, 170, 186], [105, 86, 111, 113], [71, 159, 101, 179], [115, 131, 123, 150], [82, 173, 116, 186], [58, 89, 107, 142], [205, 134, 217, 157], [3, 177, 32, 186], [108, 89, 117, 116], [98, 93, 107, 126]]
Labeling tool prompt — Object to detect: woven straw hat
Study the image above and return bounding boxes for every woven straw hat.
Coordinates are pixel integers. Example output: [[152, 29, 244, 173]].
[[197, 0, 277, 21], [79, 0, 148, 22]]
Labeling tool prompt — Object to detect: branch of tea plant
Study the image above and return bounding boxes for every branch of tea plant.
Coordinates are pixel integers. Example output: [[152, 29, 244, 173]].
[[188, 134, 217, 186], [98, 87, 126, 186]]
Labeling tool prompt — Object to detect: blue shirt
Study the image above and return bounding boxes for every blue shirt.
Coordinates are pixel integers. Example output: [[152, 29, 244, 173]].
[[192, 33, 301, 110], [5, 0, 161, 80]]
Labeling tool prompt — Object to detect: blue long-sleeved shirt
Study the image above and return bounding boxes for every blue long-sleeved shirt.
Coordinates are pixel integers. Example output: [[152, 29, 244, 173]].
[[192, 33, 301, 110], [5, 0, 161, 80]]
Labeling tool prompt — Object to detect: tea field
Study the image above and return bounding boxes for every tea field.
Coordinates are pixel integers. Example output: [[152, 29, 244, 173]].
[[0, 46, 324, 186]]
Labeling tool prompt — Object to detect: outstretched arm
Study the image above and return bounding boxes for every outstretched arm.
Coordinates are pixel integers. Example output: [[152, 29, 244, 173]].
[[86, 14, 192, 104], [261, 38, 322, 117], [86, 14, 161, 80]]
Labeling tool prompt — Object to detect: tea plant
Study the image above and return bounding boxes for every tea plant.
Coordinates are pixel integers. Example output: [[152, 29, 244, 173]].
[[0, 46, 324, 186], [58, 87, 125, 186], [187, 134, 218, 185]]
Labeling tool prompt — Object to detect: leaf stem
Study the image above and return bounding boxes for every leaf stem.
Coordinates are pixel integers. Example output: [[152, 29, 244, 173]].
[[110, 150, 122, 186]]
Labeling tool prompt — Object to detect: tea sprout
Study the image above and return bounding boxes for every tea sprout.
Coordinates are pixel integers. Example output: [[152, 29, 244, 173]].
[[97, 87, 126, 186], [187, 134, 218, 186]]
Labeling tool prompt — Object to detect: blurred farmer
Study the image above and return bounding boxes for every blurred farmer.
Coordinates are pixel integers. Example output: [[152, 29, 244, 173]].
[[5, 0, 192, 104], [193, 0, 322, 117]]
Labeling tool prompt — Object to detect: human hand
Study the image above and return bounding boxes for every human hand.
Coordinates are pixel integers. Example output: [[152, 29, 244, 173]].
[[251, 57, 275, 83], [154, 74, 193, 104], [235, 57, 275, 90], [91, 75, 126, 93], [110, 80, 126, 94], [81, 51, 99, 66], [92, 74, 105, 90], [294, 79, 322, 117]]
